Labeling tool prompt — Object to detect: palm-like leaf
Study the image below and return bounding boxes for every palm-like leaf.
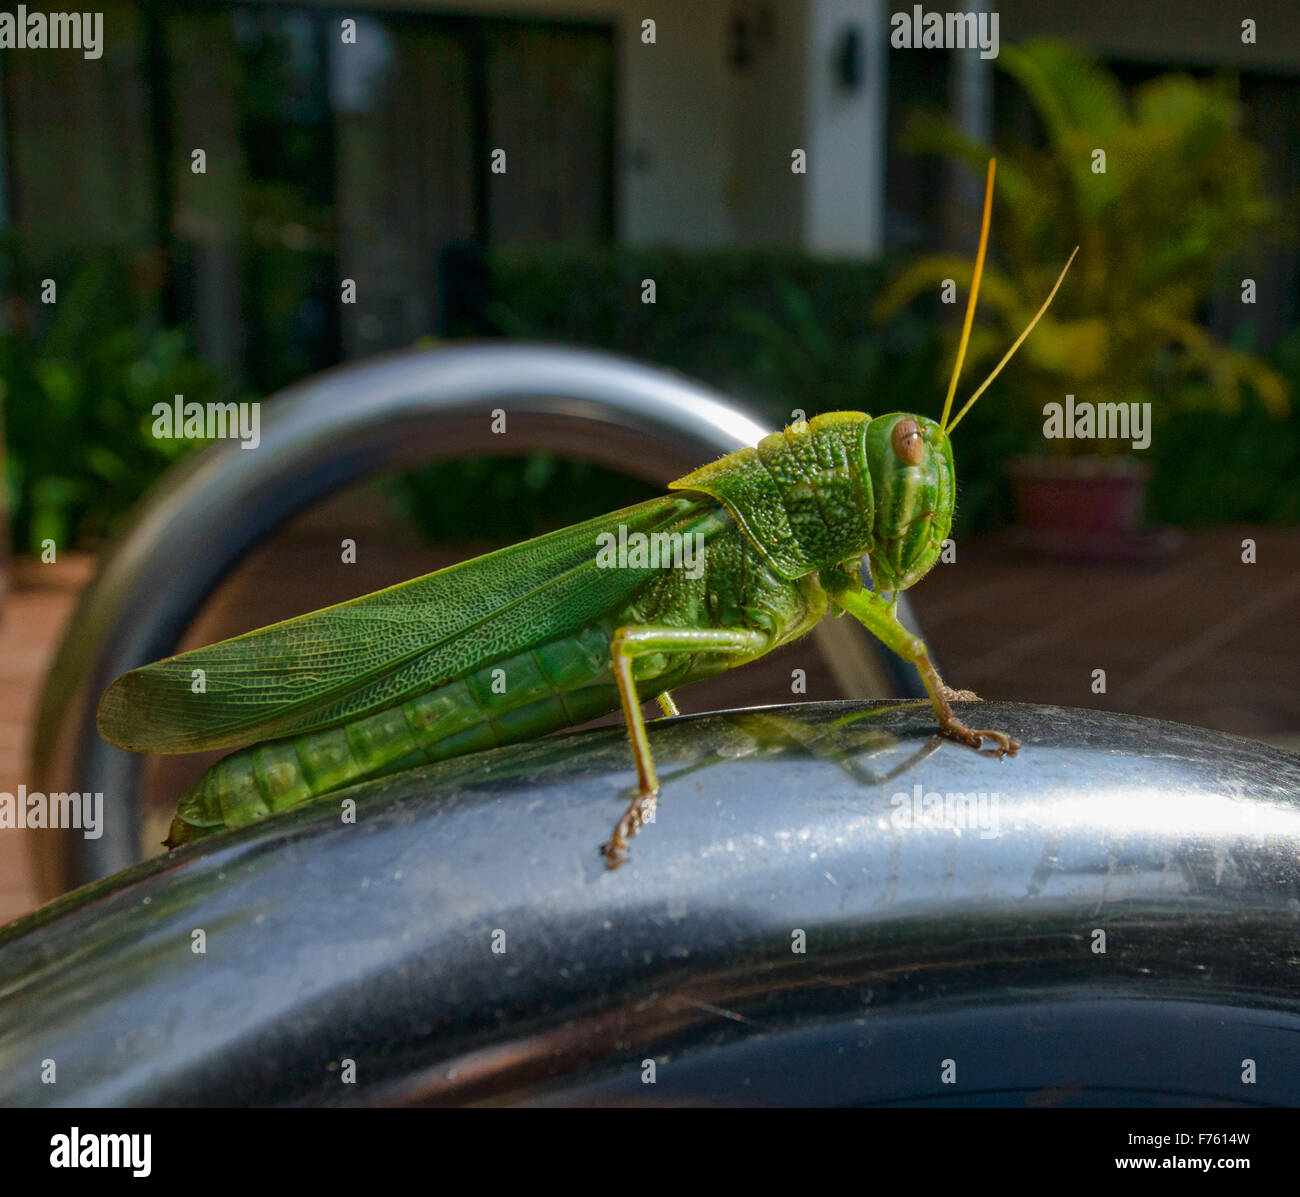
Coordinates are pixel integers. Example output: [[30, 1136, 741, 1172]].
[[886, 39, 1288, 451]]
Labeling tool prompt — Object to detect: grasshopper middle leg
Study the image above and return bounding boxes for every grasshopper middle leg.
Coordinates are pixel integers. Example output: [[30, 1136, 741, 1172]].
[[605, 624, 768, 869]]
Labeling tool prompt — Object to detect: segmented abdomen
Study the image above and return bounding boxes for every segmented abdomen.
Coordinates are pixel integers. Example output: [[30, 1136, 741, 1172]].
[[167, 508, 825, 847], [168, 623, 621, 844]]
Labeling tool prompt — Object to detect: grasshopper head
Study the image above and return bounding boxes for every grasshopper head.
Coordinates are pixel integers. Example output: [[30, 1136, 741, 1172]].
[[854, 161, 1075, 597], [863, 412, 954, 593]]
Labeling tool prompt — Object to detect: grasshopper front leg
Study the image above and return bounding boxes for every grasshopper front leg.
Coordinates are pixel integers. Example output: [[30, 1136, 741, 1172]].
[[606, 624, 769, 869], [821, 570, 1019, 757]]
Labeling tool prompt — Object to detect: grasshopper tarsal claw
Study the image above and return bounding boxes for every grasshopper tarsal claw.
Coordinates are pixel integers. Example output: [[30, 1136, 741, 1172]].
[[603, 788, 659, 870], [975, 729, 1020, 757], [942, 719, 1020, 757]]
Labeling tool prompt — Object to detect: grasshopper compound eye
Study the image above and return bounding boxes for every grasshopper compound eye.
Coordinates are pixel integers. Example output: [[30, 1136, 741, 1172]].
[[891, 418, 925, 466]]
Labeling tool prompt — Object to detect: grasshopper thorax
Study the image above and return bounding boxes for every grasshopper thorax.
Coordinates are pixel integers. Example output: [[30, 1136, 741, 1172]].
[[669, 411, 876, 579]]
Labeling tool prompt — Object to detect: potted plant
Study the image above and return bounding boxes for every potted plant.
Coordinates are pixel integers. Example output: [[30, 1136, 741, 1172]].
[[875, 41, 1289, 557]]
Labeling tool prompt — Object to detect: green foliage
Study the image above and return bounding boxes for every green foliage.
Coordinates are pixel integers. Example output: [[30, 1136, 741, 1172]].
[[392, 246, 955, 540], [877, 39, 1290, 456], [8, 223, 1294, 559], [1148, 326, 1300, 525], [1, 253, 230, 553], [390, 455, 660, 545], [477, 231, 1300, 533], [484, 246, 940, 425]]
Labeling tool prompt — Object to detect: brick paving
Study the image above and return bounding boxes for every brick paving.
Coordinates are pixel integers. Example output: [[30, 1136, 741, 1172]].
[[907, 528, 1300, 744], [0, 553, 97, 925], [3, 527, 1297, 924]]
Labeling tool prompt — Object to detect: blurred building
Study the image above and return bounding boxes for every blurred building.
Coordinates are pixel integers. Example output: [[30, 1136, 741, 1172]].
[[4, 0, 1298, 392]]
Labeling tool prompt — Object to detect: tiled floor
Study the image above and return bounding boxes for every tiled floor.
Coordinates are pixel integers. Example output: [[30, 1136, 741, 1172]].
[[907, 527, 1300, 745], [3, 527, 1298, 923]]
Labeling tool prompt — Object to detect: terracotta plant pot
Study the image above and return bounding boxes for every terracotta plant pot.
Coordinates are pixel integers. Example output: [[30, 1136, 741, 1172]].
[[1007, 455, 1182, 560]]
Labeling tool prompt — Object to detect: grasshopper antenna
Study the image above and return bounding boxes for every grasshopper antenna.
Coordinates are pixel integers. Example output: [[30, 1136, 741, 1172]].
[[939, 158, 996, 434], [945, 244, 1080, 435]]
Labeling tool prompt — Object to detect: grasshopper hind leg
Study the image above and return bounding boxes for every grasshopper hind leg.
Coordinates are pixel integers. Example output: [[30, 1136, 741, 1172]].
[[604, 624, 768, 869]]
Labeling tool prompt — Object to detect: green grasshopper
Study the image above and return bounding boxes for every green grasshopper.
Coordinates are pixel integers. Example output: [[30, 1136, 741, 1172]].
[[98, 160, 1076, 868]]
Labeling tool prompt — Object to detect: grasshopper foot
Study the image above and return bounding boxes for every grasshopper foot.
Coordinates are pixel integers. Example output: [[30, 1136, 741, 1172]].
[[602, 787, 659, 870], [939, 714, 1020, 758]]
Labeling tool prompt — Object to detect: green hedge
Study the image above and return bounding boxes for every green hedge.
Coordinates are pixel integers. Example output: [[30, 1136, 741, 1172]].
[[1147, 325, 1300, 526], [395, 246, 954, 543], [4, 244, 1297, 555], [481, 246, 941, 422], [465, 246, 1300, 535], [1, 252, 230, 555]]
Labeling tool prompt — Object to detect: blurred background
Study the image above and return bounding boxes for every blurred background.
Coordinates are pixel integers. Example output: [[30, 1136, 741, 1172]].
[[2, 0, 1299, 917]]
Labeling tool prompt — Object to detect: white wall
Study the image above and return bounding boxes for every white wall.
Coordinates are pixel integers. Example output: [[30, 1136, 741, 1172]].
[[723, 0, 808, 249], [619, 2, 733, 246], [802, 0, 887, 256]]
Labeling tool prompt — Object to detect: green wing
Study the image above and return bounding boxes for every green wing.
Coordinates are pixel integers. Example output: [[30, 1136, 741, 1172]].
[[98, 494, 715, 753]]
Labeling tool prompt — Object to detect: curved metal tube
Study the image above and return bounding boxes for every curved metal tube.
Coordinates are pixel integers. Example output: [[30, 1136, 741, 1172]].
[[3, 700, 1299, 1107], [31, 344, 923, 892]]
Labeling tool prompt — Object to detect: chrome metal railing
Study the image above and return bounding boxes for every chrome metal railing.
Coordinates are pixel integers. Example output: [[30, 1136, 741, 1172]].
[[5, 698, 1300, 1105]]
